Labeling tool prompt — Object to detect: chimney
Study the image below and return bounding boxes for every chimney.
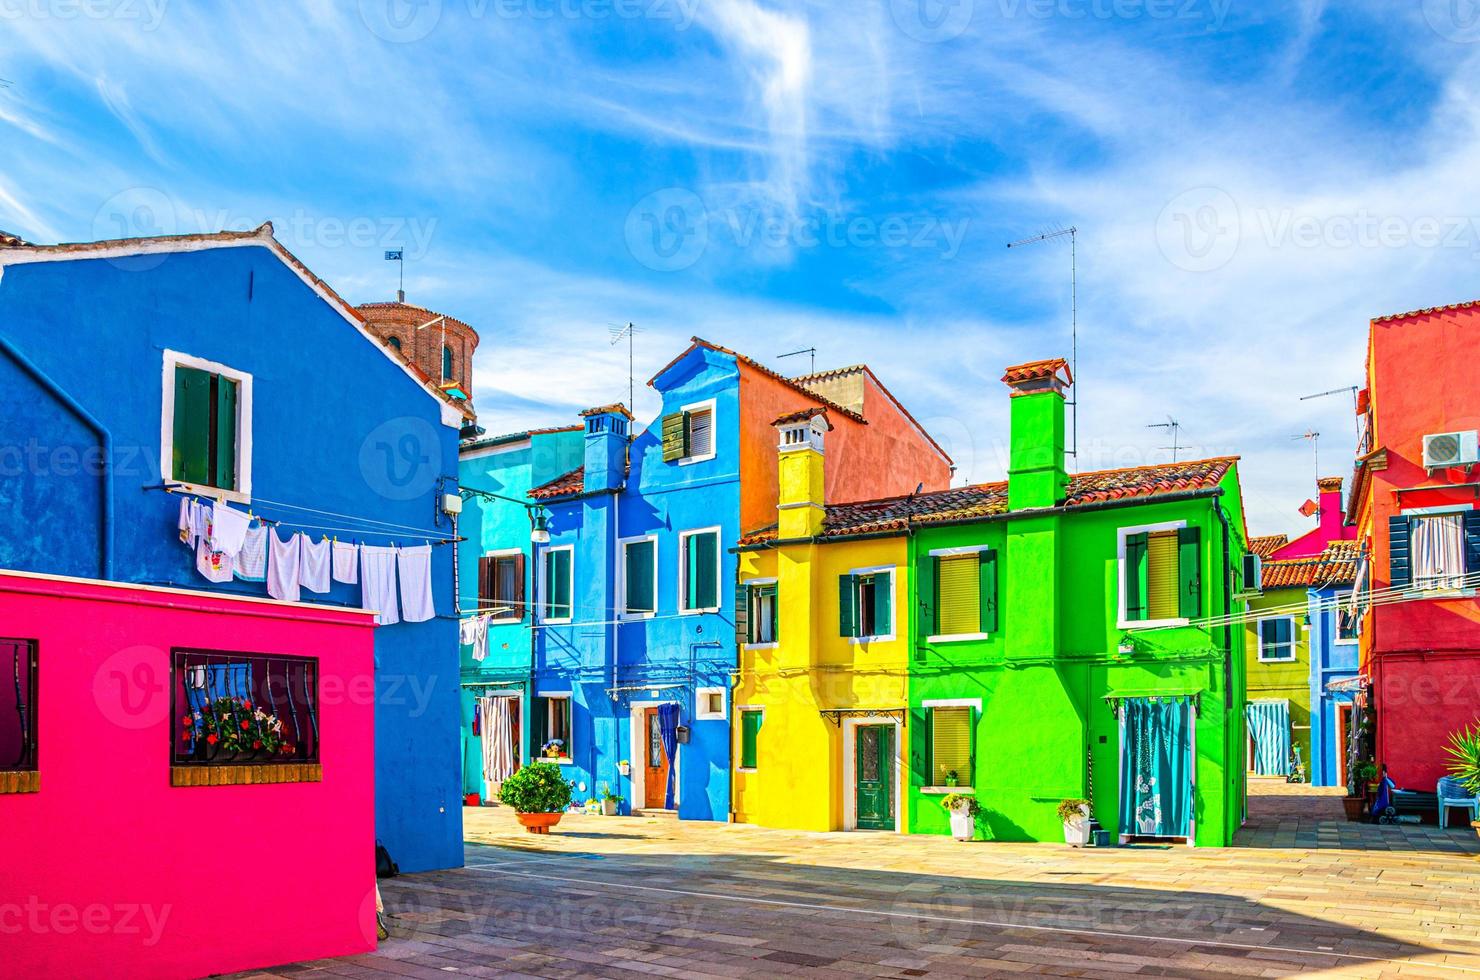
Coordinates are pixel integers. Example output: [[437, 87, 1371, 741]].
[[1002, 358, 1072, 511], [579, 404, 631, 493], [774, 408, 831, 538], [1316, 476, 1344, 531]]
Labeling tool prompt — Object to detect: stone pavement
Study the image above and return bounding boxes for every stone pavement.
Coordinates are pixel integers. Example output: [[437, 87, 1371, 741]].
[[234, 783, 1480, 979]]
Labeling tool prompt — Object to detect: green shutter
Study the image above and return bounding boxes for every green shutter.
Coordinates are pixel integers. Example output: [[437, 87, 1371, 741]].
[[766, 584, 779, 641], [213, 376, 238, 491], [838, 574, 857, 637], [696, 533, 718, 609], [547, 550, 571, 619], [1177, 526, 1201, 619], [626, 540, 655, 613], [872, 573, 893, 636], [925, 556, 940, 638], [980, 550, 998, 634], [1124, 532, 1148, 621], [909, 706, 931, 785], [1389, 516, 1411, 588], [532, 697, 549, 750], [171, 366, 212, 485], [740, 710, 761, 769], [661, 412, 688, 462], [735, 580, 752, 645]]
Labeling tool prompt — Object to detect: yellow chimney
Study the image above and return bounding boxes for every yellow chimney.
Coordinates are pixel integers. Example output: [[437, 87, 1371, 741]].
[[775, 408, 830, 539]]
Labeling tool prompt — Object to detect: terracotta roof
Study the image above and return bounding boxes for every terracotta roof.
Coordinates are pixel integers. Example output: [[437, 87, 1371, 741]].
[[357, 301, 480, 343], [1373, 298, 1480, 324], [1249, 534, 1289, 559], [802, 362, 951, 466], [1316, 476, 1344, 493], [580, 403, 633, 419], [1002, 358, 1073, 386], [0, 230, 30, 247], [1261, 540, 1358, 589], [774, 406, 833, 429], [739, 457, 1237, 545], [530, 466, 586, 500], [790, 365, 867, 384]]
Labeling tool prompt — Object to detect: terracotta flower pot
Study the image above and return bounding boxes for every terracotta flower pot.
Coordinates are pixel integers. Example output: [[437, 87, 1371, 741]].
[[1342, 796, 1367, 822], [516, 812, 563, 835]]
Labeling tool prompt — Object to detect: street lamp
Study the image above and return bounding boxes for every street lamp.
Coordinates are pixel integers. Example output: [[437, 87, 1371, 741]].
[[460, 486, 550, 544]]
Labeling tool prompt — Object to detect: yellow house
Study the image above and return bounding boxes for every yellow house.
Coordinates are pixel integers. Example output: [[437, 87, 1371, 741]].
[[732, 408, 912, 832]]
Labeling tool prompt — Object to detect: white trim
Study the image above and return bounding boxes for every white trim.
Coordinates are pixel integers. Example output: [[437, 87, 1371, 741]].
[[459, 437, 532, 461], [618, 534, 659, 620], [1332, 591, 1359, 645], [743, 642, 779, 651], [677, 398, 717, 464], [1256, 615, 1298, 662], [928, 545, 990, 558], [678, 526, 723, 614], [1116, 519, 1191, 630], [484, 547, 523, 557], [846, 565, 897, 643], [694, 686, 726, 721], [743, 577, 778, 585], [537, 545, 574, 624], [630, 699, 681, 810], [842, 715, 905, 832], [160, 349, 254, 504], [926, 633, 990, 644], [920, 786, 974, 795], [921, 698, 982, 710]]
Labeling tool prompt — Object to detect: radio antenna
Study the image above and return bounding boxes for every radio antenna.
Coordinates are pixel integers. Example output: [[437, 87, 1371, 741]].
[[1008, 225, 1078, 464], [609, 322, 641, 413], [1147, 416, 1184, 463], [778, 347, 817, 375]]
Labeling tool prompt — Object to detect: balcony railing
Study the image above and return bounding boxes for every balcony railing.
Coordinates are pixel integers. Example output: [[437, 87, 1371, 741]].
[[171, 649, 320, 779], [2, 639, 38, 791]]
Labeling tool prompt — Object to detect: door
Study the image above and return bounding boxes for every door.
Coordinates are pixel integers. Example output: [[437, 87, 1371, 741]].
[[1119, 698, 1193, 840], [643, 707, 671, 809], [855, 724, 895, 830], [1334, 703, 1351, 788]]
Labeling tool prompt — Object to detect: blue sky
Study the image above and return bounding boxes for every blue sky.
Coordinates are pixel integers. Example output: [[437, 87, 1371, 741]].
[[3, 0, 1479, 535]]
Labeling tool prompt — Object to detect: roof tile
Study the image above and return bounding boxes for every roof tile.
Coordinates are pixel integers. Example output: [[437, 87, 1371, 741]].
[[1261, 540, 1359, 589]]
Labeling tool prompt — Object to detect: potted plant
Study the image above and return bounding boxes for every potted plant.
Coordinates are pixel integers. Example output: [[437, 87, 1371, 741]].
[[541, 738, 566, 761], [182, 695, 287, 763], [599, 783, 625, 816], [941, 793, 978, 840], [498, 761, 573, 833], [1445, 724, 1480, 840], [944, 769, 959, 788], [1057, 798, 1091, 847]]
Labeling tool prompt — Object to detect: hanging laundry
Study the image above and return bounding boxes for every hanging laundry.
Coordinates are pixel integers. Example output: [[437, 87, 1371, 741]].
[[397, 544, 436, 623], [233, 522, 268, 582], [299, 535, 332, 594], [210, 501, 251, 557], [472, 702, 480, 736], [267, 529, 303, 602], [332, 540, 359, 585], [359, 545, 400, 626], [459, 614, 490, 662], [196, 536, 233, 584], [177, 497, 204, 547]]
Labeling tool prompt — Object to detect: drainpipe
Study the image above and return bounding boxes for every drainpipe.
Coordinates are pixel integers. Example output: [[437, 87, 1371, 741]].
[[0, 337, 113, 579]]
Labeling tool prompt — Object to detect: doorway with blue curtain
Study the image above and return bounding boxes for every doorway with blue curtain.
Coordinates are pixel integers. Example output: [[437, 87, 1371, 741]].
[[631, 700, 681, 811], [1118, 696, 1195, 843], [1246, 699, 1291, 777]]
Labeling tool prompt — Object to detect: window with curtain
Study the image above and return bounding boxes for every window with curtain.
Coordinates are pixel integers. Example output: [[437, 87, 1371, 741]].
[[478, 554, 524, 621], [622, 538, 656, 616], [840, 570, 893, 638], [1411, 514, 1466, 591], [541, 548, 573, 621], [681, 530, 720, 611], [927, 706, 973, 786], [534, 695, 572, 760], [1257, 617, 1296, 662], [746, 582, 778, 644], [738, 709, 762, 769]]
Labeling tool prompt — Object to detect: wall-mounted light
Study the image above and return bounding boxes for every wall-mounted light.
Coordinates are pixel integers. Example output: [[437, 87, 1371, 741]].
[[530, 507, 551, 545]]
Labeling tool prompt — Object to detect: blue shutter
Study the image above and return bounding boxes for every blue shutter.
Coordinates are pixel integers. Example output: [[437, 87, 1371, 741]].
[[1464, 510, 1480, 573], [1388, 516, 1411, 589]]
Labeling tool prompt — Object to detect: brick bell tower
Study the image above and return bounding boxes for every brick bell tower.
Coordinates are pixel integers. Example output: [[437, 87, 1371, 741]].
[[357, 295, 480, 418]]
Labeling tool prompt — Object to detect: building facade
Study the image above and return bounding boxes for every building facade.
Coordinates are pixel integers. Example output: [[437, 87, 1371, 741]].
[[359, 299, 479, 414]]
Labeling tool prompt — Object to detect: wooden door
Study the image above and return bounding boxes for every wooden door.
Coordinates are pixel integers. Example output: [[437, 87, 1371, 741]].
[[643, 707, 670, 809], [855, 725, 895, 830]]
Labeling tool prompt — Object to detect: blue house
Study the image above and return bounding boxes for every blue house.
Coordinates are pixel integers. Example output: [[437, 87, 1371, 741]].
[[462, 338, 953, 819], [1305, 541, 1361, 788], [0, 224, 466, 872]]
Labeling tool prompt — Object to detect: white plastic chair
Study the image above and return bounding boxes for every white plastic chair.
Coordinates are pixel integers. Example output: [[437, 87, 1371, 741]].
[[1437, 777, 1478, 829]]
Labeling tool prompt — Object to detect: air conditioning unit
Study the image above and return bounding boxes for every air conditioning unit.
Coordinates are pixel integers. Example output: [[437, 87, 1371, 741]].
[[1422, 430, 1480, 469]]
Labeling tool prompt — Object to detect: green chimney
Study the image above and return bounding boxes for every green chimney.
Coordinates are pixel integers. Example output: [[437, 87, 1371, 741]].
[[1003, 358, 1071, 511]]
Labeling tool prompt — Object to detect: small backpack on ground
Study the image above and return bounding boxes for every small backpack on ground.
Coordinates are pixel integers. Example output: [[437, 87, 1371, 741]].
[[375, 839, 400, 879]]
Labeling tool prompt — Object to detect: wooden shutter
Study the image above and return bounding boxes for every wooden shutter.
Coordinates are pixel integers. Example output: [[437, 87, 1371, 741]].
[[1124, 532, 1148, 621], [766, 584, 779, 641], [661, 412, 688, 462], [171, 366, 212, 485], [871, 574, 893, 636], [937, 556, 979, 635], [477, 556, 494, 604], [625, 540, 655, 614], [532, 697, 549, 751], [980, 550, 999, 633], [1389, 516, 1411, 589], [930, 707, 973, 785], [740, 710, 761, 769], [924, 556, 939, 638], [1177, 526, 1201, 619], [1464, 510, 1480, 573], [213, 376, 238, 491], [511, 554, 526, 621], [909, 706, 930, 784], [1147, 531, 1180, 620], [695, 533, 718, 609], [687, 408, 713, 457], [735, 580, 752, 645], [838, 574, 857, 637]]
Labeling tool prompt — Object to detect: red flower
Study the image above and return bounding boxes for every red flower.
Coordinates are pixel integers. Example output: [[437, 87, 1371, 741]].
[[206, 734, 218, 745], [252, 740, 262, 750], [240, 720, 250, 730], [182, 716, 193, 726], [181, 733, 191, 742]]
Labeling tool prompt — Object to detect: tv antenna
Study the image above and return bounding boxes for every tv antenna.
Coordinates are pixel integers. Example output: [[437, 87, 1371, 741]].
[[608, 322, 641, 414], [1008, 225, 1078, 464], [778, 347, 817, 375], [1293, 430, 1320, 486], [1300, 385, 1359, 452], [1147, 416, 1185, 462]]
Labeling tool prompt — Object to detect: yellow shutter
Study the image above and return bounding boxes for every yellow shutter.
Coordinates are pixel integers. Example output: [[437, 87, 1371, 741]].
[[937, 555, 980, 635], [1148, 530, 1180, 620], [930, 707, 973, 785]]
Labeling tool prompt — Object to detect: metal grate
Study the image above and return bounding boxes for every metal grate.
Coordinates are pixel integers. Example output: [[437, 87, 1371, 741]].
[[172, 649, 319, 766], [1, 638, 38, 773]]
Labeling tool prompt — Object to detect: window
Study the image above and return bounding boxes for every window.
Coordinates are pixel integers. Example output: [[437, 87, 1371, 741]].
[[1335, 596, 1358, 644], [541, 546, 573, 622], [743, 580, 779, 645], [661, 400, 716, 463], [387, 336, 401, 352], [478, 552, 525, 622], [738, 708, 763, 770], [680, 528, 721, 612], [164, 351, 251, 498], [621, 537, 657, 617], [172, 649, 320, 785], [928, 549, 998, 639], [442, 344, 454, 381], [1122, 524, 1200, 625], [534, 695, 572, 761], [695, 687, 726, 720], [1257, 617, 1296, 662], [1407, 513, 1469, 592], [924, 706, 974, 788], [840, 569, 894, 639], [1, 638, 37, 794]]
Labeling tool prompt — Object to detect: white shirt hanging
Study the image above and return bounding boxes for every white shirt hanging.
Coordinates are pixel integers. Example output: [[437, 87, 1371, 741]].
[[299, 535, 332, 594], [359, 545, 400, 626]]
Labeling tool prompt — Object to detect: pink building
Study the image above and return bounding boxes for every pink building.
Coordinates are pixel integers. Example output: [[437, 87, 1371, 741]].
[[1268, 476, 1357, 561], [0, 571, 377, 978]]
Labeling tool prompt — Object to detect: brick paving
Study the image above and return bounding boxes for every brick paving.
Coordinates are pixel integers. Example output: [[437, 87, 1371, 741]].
[[233, 782, 1480, 979]]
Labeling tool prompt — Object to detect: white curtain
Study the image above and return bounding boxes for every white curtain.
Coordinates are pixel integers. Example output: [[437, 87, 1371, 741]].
[[1413, 515, 1466, 591], [479, 695, 517, 799]]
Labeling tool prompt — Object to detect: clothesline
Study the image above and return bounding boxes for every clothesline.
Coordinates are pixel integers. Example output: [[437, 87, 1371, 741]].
[[146, 482, 461, 545]]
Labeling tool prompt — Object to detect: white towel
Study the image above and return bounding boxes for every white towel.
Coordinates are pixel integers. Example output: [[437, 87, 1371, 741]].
[[196, 537, 233, 583], [210, 502, 251, 557], [233, 523, 268, 582], [332, 540, 359, 584], [299, 535, 332, 594], [460, 614, 490, 662], [360, 545, 400, 625], [397, 544, 436, 623], [178, 497, 199, 547], [267, 530, 303, 602]]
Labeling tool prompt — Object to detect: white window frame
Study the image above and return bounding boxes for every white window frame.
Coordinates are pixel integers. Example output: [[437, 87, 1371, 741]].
[[919, 699, 981, 794], [678, 398, 717, 465], [695, 686, 727, 721], [483, 547, 525, 623], [160, 349, 254, 504], [538, 545, 575, 625], [1116, 519, 1190, 630], [1333, 591, 1358, 645], [1257, 616, 1298, 663], [1404, 505, 1475, 597], [743, 577, 779, 649], [538, 692, 574, 764], [678, 526, 723, 614], [927, 546, 991, 643], [618, 534, 659, 621], [735, 706, 764, 773], [848, 564, 897, 644]]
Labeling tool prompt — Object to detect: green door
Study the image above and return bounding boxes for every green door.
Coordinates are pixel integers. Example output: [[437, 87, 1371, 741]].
[[855, 724, 895, 830]]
